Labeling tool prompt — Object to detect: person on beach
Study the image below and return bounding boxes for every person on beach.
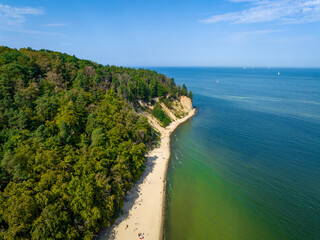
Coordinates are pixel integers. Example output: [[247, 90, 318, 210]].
[[138, 233, 144, 239]]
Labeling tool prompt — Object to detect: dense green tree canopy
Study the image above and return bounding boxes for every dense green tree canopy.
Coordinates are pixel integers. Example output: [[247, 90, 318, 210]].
[[0, 46, 190, 239]]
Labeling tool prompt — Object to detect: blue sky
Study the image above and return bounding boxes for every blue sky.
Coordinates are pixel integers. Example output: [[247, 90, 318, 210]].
[[1, 0, 320, 67]]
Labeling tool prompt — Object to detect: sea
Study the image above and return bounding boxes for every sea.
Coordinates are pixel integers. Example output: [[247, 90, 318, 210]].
[[149, 67, 320, 240]]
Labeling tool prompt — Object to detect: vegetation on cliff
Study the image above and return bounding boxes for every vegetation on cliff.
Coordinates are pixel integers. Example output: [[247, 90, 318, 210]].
[[151, 103, 172, 127], [0, 46, 191, 239]]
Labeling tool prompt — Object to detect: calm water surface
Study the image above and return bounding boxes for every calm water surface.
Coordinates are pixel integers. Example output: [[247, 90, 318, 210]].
[[149, 67, 320, 240]]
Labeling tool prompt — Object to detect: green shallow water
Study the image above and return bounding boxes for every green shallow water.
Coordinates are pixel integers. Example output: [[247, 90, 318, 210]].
[[153, 67, 320, 240], [165, 121, 287, 240]]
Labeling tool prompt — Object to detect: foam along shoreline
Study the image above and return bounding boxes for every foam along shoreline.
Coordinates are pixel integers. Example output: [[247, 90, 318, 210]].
[[99, 106, 196, 240]]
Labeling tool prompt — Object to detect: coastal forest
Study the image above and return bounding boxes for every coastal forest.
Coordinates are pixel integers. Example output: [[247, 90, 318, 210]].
[[0, 46, 192, 239]]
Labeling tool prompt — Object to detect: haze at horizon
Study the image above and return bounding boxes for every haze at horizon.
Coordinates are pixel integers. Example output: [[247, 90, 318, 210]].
[[1, 0, 320, 67]]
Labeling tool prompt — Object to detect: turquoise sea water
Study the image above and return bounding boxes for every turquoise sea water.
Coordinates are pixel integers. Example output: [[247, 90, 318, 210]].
[[150, 67, 320, 240]]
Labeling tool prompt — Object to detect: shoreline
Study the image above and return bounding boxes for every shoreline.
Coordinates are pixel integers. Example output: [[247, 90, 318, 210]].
[[158, 108, 196, 240], [100, 108, 196, 240]]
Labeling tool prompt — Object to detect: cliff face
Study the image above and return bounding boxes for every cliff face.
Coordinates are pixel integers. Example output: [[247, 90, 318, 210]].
[[180, 96, 193, 111], [139, 96, 194, 130]]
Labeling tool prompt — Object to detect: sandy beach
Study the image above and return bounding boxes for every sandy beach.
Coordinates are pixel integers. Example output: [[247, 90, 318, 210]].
[[100, 107, 196, 240]]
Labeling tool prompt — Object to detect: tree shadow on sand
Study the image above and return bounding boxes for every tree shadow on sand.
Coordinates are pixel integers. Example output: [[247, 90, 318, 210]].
[[98, 154, 159, 240]]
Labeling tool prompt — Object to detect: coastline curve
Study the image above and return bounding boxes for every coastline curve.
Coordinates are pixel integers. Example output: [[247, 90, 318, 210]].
[[100, 107, 196, 240]]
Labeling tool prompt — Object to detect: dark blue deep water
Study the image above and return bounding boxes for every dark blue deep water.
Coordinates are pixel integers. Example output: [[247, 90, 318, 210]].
[[150, 67, 320, 240]]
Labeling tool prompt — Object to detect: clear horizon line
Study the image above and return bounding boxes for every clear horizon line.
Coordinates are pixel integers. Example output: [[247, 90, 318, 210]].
[[129, 65, 320, 69]]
